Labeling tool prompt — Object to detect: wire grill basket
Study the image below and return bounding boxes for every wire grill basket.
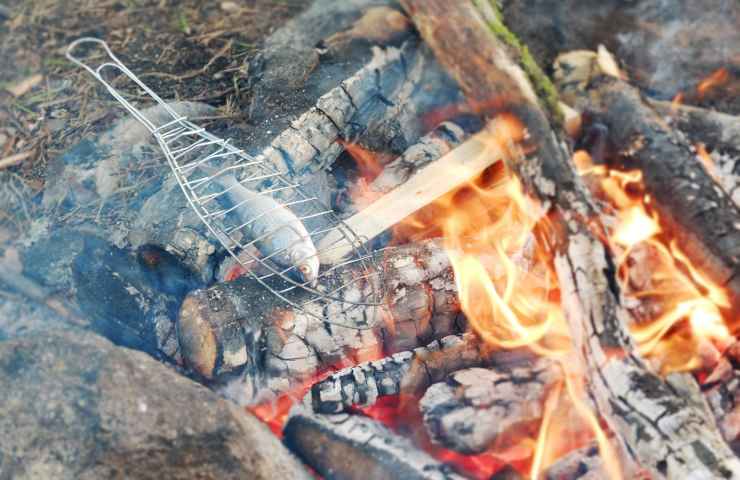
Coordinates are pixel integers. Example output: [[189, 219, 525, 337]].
[[66, 38, 383, 322]]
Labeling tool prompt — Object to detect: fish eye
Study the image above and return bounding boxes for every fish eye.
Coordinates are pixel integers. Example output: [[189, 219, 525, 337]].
[[298, 264, 311, 275]]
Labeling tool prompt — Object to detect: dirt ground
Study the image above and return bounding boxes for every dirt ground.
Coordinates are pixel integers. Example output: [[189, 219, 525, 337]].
[[0, 0, 310, 187]]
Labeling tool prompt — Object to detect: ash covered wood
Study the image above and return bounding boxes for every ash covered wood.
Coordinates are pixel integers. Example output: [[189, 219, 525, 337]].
[[284, 402, 466, 480], [542, 442, 607, 480], [420, 359, 559, 455], [255, 41, 421, 177], [555, 50, 740, 312], [309, 332, 493, 414], [400, 1, 740, 477], [177, 240, 466, 400]]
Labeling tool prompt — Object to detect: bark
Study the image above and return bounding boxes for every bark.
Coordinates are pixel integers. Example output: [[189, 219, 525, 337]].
[[419, 360, 559, 454], [555, 51, 740, 313], [284, 403, 466, 480], [543, 442, 607, 480], [650, 101, 740, 207], [177, 240, 466, 400], [310, 332, 497, 414], [399, 1, 740, 477]]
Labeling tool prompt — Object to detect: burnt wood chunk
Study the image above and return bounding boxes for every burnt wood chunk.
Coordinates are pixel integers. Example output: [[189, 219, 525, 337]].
[[284, 404, 466, 480], [542, 443, 607, 480], [420, 359, 560, 454], [400, 1, 740, 477], [310, 333, 493, 414]]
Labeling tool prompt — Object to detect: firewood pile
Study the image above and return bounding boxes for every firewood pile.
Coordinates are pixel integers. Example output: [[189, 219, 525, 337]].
[[2, 0, 740, 479]]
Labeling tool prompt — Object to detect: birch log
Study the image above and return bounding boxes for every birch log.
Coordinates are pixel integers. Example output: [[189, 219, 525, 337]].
[[399, 1, 740, 477]]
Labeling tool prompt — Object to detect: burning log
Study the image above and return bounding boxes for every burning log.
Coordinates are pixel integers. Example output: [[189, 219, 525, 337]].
[[310, 332, 492, 414], [650, 102, 740, 155], [554, 50, 740, 311], [177, 240, 465, 400], [399, 1, 740, 477], [419, 360, 559, 455], [368, 121, 469, 195], [284, 403, 466, 480]]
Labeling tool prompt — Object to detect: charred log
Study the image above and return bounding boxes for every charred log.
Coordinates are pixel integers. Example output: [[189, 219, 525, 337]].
[[255, 41, 420, 177], [400, 1, 740, 477], [310, 332, 491, 414], [555, 50, 740, 313], [542, 442, 607, 480], [419, 360, 559, 455], [177, 240, 465, 400], [284, 403, 466, 480]]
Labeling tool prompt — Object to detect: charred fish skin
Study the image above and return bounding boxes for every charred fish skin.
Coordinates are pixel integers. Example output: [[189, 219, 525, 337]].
[[212, 173, 320, 284]]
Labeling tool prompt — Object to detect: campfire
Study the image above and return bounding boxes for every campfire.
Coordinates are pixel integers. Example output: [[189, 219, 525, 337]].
[[2, 0, 740, 479]]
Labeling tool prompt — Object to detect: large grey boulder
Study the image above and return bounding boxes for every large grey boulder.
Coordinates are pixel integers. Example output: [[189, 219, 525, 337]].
[[0, 328, 311, 480]]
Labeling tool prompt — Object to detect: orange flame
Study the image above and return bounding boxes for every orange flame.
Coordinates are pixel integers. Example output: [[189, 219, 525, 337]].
[[576, 151, 733, 374], [696, 67, 729, 100], [397, 114, 619, 478]]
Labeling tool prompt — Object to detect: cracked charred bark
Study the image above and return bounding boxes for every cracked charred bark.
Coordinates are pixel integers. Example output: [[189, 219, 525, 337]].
[[650, 101, 740, 208], [399, 0, 740, 477], [310, 332, 493, 414]]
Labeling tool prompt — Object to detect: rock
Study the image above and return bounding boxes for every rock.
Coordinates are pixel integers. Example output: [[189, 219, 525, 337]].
[[0, 329, 312, 480], [71, 236, 188, 359], [0, 296, 69, 340]]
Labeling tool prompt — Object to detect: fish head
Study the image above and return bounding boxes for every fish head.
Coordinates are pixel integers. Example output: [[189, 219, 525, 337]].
[[290, 245, 320, 286]]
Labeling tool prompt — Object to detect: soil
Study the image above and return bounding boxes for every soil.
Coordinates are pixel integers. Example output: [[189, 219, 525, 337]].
[[0, 0, 311, 186]]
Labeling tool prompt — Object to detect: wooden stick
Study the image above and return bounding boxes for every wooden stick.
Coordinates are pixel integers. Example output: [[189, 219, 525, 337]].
[[317, 129, 499, 264]]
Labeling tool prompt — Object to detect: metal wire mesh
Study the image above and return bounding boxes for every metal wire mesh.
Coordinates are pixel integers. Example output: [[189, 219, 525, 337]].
[[66, 38, 383, 322]]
